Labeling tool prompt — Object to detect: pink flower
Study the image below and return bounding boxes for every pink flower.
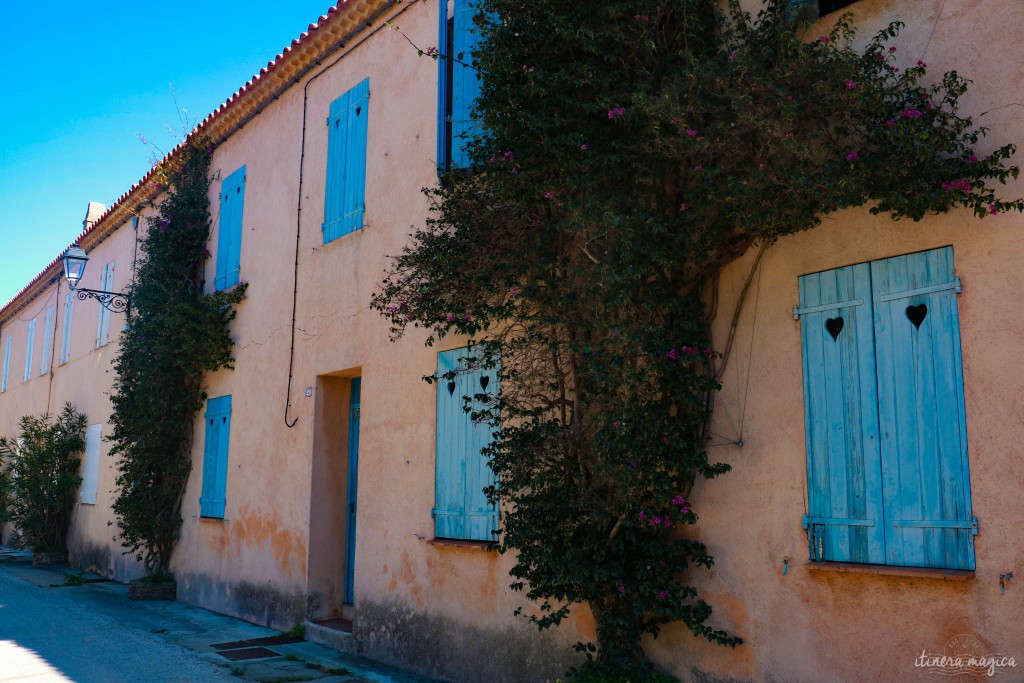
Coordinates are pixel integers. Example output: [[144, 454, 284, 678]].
[[989, 203, 999, 216], [522, 65, 535, 73], [680, 345, 696, 354], [694, 164, 702, 172], [728, 51, 736, 62], [543, 192, 555, 200], [502, 150, 515, 161], [845, 80, 856, 89], [889, 46, 897, 53], [666, 349, 679, 360], [758, 163, 765, 171], [509, 288, 520, 298], [686, 129, 699, 137], [884, 119, 896, 128], [661, 437, 669, 445], [651, 516, 662, 526], [638, 510, 647, 522], [657, 590, 669, 601], [424, 46, 439, 58], [463, 314, 472, 321], [580, 144, 588, 150], [202, 248, 211, 257], [785, 131, 795, 138], [608, 107, 626, 119], [618, 584, 626, 594], [917, 60, 927, 67], [819, 35, 830, 43], [969, 154, 979, 162], [941, 179, 971, 192], [679, 203, 687, 212], [671, 495, 686, 506], [846, 151, 859, 161], [446, 314, 456, 322], [634, 14, 649, 21]]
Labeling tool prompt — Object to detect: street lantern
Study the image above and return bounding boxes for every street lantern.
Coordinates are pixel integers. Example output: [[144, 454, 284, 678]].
[[62, 245, 89, 290], [61, 244, 130, 314]]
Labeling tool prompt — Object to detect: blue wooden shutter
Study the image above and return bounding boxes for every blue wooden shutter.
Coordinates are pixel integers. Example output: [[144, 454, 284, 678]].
[[23, 319, 35, 382], [450, 0, 484, 169], [215, 166, 246, 291], [96, 262, 114, 347], [871, 248, 975, 570], [2, 336, 10, 392], [40, 305, 54, 376], [435, 347, 499, 540], [323, 78, 369, 243], [60, 292, 74, 365], [798, 264, 886, 564], [436, 2, 453, 170], [200, 395, 232, 518]]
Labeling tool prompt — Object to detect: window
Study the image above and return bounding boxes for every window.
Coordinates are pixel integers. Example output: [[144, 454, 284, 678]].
[[817, 0, 858, 17], [23, 319, 35, 382], [80, 424, 102, 505], [199, 395, 232, 519], [437, 0, 485, 172], [434, 347, 499, 541], [323, 78, 369, 243], [40, 306, 54, 376], [215, 166, 246, 291], [60, 292, 74, 365], [96, 261, 114, 347], [797, 247, 975, 571], [1, 336, 10, 392]]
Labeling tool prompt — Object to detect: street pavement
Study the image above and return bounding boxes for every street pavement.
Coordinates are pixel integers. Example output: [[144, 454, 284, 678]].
[[0, 551, 439, 683]]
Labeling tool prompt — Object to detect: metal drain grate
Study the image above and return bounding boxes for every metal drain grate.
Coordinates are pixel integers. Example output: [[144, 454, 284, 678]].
[[215, 647, 281, 661], [210, 634, 304, 650]]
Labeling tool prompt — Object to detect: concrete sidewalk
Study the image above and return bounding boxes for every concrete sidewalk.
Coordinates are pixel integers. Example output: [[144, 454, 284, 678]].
[[0, 548, 441, 683]]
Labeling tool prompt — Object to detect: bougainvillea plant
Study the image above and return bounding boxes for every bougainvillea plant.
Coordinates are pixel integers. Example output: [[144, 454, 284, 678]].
[[375, 1, 1022, 679], [108, 139, 246, 577]]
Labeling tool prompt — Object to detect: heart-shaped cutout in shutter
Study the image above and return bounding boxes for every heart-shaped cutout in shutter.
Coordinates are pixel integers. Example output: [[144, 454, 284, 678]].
[[825, 317, 844, 341], [479, 375, 490, 390], [906, 304, 928, 329], [447, 380, 457, 396]]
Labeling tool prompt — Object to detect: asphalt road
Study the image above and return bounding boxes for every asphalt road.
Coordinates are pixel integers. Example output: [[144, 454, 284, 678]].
[[0, 569, 237, 683]]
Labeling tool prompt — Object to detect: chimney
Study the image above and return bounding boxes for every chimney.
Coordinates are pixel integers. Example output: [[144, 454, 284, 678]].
[[83, 201, 106, 230]]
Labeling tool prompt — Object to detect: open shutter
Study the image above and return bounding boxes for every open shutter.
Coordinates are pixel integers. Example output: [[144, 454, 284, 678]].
[[80, 424, 102, 504], [96, 262, 114, 347], [798, 263, 886, 564], [450, 0, 483, 169], [871, 248, 975, 570], [40, 306, 54, 376], [215, 166, 246, 291], [2, 336, 11, 391], [60, 292, 74, 365], [23, 319, 35, 382], [200, 395, 232, 518], [323, 78, 369, 242], [435, 347, 499, 540]]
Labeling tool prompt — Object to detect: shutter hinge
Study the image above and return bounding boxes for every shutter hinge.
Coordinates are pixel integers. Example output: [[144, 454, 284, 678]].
[[430, 507, 437, 519], [972, 516, 979, 536], [326, 116, 331, 126]]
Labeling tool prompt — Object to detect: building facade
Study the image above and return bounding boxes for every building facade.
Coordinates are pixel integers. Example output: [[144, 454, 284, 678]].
[[1, 1, 1022, 681]]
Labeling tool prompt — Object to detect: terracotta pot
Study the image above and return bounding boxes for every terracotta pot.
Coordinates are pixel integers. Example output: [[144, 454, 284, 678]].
[[31, 551, 68, 566]]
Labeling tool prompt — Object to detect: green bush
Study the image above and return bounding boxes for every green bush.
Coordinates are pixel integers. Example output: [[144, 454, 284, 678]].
[[0, 403, 87, 552]]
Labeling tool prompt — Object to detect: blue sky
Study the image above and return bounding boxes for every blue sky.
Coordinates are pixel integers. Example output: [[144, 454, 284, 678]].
[[0, 0, 339, 305]]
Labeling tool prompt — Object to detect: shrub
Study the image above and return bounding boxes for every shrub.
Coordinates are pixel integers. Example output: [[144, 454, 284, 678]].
[[0, 403, 87, 553]]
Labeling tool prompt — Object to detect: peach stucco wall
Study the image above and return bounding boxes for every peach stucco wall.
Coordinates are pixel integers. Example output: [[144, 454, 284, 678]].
[[2, 0, 1023, 681]]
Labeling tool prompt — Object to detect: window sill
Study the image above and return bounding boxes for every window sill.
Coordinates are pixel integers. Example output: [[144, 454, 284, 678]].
[[427, 538, 495, 550], [807, 561, 974, 581], [199, 516, 227, 524]]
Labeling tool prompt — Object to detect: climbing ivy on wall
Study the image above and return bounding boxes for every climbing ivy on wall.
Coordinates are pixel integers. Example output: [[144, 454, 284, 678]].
[[108, 139, 246, 577], [376, 1, 1021, 679]]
